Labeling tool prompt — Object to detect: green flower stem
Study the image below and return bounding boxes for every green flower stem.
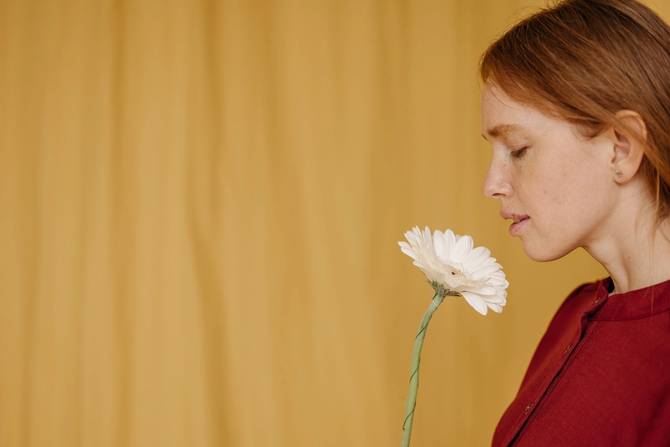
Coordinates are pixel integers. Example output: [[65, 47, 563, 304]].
[[401, 291, 445, 447]]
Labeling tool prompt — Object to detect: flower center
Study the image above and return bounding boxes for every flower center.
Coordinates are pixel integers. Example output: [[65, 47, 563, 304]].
[[448, 264, 465, 278]]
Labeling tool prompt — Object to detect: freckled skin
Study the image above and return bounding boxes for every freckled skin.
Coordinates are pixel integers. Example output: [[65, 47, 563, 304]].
[[480, 83, 618, 261]]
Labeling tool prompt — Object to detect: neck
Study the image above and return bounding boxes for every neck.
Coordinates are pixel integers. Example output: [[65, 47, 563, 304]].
[[587, 211, 670, 295]]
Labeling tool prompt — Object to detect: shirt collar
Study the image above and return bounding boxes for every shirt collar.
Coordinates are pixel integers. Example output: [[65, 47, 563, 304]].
[[590, 276, 670, 321]]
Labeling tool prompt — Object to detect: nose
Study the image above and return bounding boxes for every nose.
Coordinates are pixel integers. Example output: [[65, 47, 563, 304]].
[[483, 158, 512, 199]]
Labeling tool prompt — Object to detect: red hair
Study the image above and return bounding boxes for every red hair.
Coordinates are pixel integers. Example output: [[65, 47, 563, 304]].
[[480, 0, 670, 223]]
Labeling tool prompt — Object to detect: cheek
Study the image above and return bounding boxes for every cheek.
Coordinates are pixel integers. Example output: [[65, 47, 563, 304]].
[[520, 166, 566, 215], [528, 148, 586, 206], [517, 165, 589, 241], [524, 160, 608, 233]]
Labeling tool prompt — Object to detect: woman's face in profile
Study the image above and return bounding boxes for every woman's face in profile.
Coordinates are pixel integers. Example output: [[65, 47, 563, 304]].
[[480, 82, 617, 261]]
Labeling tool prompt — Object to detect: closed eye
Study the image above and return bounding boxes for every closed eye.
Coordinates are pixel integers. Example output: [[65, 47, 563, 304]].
[[511, 146, 529, 159]]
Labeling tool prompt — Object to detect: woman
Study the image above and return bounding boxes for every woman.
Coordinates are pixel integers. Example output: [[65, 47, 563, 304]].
[[480, 0, 670, 445]]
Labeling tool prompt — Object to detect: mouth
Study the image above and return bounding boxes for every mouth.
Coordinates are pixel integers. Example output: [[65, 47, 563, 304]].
[[509, 215, 530, 235], [501, 212, 530, 236]]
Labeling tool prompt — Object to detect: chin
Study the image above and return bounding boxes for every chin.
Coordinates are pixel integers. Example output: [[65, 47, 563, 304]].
[[521, 239, 575, 262]]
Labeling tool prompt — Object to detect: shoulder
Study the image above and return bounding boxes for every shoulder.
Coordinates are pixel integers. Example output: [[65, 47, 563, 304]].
[[516, 279, 604, 388], [546, 279, 603, 329], [559, 279, 602, 310]]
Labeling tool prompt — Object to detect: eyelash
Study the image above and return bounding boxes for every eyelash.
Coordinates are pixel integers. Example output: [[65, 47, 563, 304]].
[[511, 146, 529, 159]]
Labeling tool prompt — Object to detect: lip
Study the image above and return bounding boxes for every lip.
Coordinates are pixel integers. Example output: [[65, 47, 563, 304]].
[[509, 216, 530, 236], [500, 210, 530, 222], [500, 210, 530, 235]]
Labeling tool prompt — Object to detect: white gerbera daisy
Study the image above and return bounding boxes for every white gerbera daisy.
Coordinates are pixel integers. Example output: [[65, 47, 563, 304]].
[[398, 226, 508, 315]]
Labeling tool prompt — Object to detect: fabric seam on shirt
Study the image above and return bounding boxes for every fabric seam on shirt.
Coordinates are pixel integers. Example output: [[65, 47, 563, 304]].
[[593, 309, 670, 322]]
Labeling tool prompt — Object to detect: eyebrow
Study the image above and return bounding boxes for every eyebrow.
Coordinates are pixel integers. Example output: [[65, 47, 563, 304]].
[[481, 124, 523, 141]]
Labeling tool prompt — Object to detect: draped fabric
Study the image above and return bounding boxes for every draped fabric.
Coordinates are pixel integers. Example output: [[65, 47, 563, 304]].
[[4, 1, 666, 446]]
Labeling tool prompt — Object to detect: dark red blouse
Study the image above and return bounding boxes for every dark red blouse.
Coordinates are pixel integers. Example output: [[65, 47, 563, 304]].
[[492, 276, 670, 446]]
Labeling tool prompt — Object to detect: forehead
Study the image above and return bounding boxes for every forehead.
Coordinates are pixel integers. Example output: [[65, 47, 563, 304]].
[[480, 84, 549, 141]]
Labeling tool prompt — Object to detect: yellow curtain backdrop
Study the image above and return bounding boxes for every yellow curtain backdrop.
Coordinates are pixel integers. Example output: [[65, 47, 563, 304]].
[[3, 1, 669, 446]]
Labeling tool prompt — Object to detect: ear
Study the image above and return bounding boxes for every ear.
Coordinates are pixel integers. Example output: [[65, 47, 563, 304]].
[[609, 110, 648, 183]]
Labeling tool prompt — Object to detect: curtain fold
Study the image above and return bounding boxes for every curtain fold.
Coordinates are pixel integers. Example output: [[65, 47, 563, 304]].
[[7, 0, 665, 445]]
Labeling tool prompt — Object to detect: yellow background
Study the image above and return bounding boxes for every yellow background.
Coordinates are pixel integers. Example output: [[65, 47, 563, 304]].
[[3, 1, 668, 446]]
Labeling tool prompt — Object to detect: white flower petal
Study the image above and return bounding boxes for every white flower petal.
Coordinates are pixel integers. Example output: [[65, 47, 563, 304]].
[[472, 246, 491, 259], [451, 235, 467, 262], [475, 263, 502, 277], [422, 227, 432, 245], [432, 231, 449, 263], [485, 294, 507, 304], [444, 229, 457, 252], [488, 303, 504, 313], [465, 247, 492, 270], [399, 226, 509, 316], [472, 286, 498, 296], [461, 291, 488, 315], [398, 241, 416, 259]]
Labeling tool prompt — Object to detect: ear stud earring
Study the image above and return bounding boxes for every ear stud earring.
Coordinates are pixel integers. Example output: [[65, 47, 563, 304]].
[[614, 169, 623, 177]]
